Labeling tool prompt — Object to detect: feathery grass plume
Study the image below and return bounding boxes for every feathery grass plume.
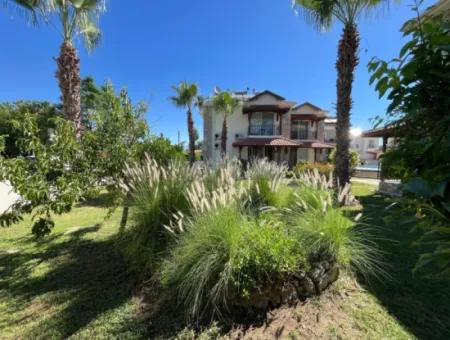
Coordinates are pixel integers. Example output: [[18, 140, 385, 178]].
[[164, 164, 250, 236], [291, 208, 386, 280], [296, 169, 356, 206], [245, 157, 289, 182], [245, 158, 293, 208], [119, 154, 198, 276]]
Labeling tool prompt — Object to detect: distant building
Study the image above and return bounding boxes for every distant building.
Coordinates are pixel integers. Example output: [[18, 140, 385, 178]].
[[350, 136, 380, 164]]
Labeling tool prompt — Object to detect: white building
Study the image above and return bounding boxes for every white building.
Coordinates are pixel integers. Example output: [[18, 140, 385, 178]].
[[201, 90, 334, 165]]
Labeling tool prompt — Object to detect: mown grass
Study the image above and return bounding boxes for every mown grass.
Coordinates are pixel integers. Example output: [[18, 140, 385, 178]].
[[0, 205, 147, 339], [355, 189, 450, 339]]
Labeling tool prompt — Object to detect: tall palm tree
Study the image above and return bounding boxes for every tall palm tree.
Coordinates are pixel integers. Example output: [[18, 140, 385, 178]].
[[212, 91, 240, 156], [8, 0, 105, 136], [170, 82, 200, 165], [52, 0, 105, 136], [293, 0, 387, 185]]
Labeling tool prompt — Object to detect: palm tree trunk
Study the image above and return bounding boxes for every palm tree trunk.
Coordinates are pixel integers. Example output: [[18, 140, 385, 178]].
[[56, 41, 82, 137], [187, 109, 195, 165], [335, 23, 359, 186], [221, 118, 227, 156]]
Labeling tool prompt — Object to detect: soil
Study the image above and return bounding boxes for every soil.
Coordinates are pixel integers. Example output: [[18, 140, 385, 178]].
[[224, 278, 362, 340], [139, 276, 369, 340]]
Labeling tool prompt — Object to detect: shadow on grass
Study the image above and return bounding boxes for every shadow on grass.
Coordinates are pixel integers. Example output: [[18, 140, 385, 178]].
[[356, 193, 450, 340], [0, 225, 145, 339]]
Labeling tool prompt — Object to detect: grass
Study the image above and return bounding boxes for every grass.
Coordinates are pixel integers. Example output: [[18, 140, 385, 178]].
[[355, 188, 450, 339], [1, 182, 449, 339], [0, 204, 147, 339]]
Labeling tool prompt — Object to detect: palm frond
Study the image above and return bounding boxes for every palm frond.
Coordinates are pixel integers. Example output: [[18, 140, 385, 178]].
[[169, 82, 200, 109], [293, 0, 391, 27], [3, 0, 47, 26]]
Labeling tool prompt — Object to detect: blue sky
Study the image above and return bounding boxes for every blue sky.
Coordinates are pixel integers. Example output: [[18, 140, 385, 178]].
[[0, 0, 434, 143]]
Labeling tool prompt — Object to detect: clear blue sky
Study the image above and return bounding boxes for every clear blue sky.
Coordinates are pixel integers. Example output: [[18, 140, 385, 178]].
[[0, 0, 434, 143]]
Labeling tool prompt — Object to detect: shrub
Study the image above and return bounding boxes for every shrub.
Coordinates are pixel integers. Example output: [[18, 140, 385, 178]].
[[294, 162, 334, 177], [328, 149, 360, 171]]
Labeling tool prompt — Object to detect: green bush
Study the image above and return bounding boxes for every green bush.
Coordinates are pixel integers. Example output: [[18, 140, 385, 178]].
[[294, 162, 334, 177], [328, 149, 360, 171]]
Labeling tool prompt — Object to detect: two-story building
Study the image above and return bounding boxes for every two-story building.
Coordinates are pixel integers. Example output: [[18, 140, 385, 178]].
[[201, 90, 334, 166]]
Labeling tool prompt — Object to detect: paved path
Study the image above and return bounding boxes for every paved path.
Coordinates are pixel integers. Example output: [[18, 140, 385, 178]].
[[0, 182, 21, 214]]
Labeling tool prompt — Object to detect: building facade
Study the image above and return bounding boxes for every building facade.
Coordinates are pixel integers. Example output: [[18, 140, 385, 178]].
[[201, 90, 334, 166]]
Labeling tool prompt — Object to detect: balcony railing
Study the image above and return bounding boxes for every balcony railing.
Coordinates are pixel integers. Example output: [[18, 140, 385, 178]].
[[291, 130, 316, 140], [249, 124, 277, 136]]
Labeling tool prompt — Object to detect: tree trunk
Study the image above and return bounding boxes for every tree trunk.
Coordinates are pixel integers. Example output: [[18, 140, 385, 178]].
[[221, 118, 227, 156], [334, 23, 359, 186], [56, 41, 82, 137], [187, 109, 196, 165]]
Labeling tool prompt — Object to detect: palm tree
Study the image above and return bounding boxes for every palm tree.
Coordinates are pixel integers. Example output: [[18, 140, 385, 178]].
[[170, 82, 200, 165], [7, 0, 105, 136], [293, 0, 387, 185], [212, 91, 240, 156], [52, 0, 105, 136]]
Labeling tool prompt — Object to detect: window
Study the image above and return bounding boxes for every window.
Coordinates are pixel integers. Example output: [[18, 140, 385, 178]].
[[368, 140, 376, 148], [249, 112, 275, 135], [291, 121, 309, 139]]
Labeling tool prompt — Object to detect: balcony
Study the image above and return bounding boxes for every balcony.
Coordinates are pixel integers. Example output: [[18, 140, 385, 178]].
[[291, 130, 316, 140], [249, 124, 278, 136]]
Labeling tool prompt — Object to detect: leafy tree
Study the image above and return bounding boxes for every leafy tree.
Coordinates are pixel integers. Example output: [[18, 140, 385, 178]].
[[293, 0, 388, 185], [140, 134, 184, 165], [329, 148, 360, 172], [0, 113, 93, 237], [0, 78, 187, 237], [212, 91, 240, 155], [170, 82, 201, 165], [369, 9, 450, 277], [0, 101, 58, 157], [82, 81, 150, 200]]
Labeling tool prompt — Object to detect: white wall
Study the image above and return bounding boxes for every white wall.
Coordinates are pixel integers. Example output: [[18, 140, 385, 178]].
[[350, 137, 380, 161], [209, 104, 248, 159]]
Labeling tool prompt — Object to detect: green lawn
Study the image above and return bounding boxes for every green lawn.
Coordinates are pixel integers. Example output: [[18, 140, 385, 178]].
[[355, 193, 450, 339], [0, 205, 147, 339], [1, 184, 449, 339]]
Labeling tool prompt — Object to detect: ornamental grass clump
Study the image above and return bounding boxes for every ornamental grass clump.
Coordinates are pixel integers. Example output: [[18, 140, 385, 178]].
[[119, 155, 198, 276], [245, 158, 293, 208], [160, 205, 304, 319]]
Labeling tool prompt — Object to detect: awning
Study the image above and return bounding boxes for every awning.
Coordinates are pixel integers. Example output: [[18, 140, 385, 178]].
[[362, 125, 396, 138], [232, 137, 299, 147], [232, 138, 334, 149], [298, 141, 335, 149]]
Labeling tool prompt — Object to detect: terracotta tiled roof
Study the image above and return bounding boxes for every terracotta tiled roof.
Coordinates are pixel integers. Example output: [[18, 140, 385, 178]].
[[233, 137, 299, 147], [243, 103, 293, 113], [248, 90, 285, 101]]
